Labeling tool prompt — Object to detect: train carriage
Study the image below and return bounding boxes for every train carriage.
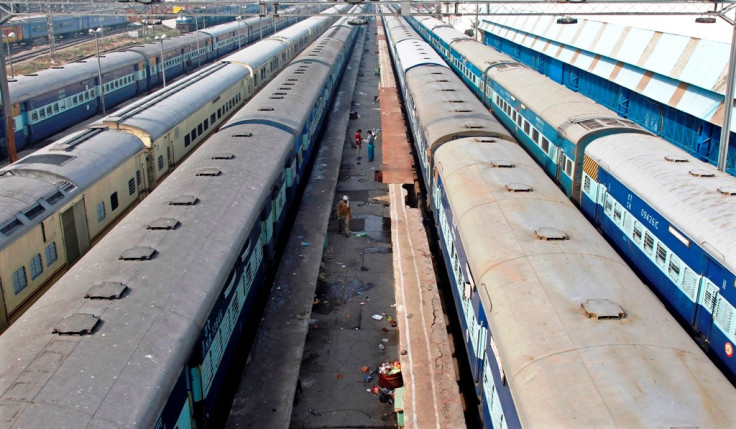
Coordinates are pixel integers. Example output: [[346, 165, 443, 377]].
[[8, 51, 144, 149], [0, 129, 145, 332], [582, 133, 736, 381]]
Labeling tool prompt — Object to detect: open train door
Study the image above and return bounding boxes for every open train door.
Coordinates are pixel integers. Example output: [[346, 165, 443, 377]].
[[60, 198, 90, 265]]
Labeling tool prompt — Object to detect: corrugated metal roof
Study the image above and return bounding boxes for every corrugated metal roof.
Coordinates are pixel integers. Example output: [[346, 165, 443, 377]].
[[478, 15, 735, 132]]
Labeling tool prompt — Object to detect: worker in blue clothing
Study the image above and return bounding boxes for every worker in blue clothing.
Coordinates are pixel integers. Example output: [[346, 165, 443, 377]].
[[365, 129, 375, 162]]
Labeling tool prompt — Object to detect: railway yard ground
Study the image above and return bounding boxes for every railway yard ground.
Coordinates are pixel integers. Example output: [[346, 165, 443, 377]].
[[225, 18, 466, 428]]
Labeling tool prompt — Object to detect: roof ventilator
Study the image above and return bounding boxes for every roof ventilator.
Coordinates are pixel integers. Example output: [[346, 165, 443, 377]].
[[689, 169, 715, 178], [232, 132, 253, 138], [196, 168, 221, 177], [475, 138, 496, 143], [85, 282, 128, 300], [120, 246, 156, 261], [52, 313, 100, 335], [147, 217, 180, 230], [535, 227, 568, 240], [506, 183, 532, 192], [212, 153, 234, 160], [717, 186, 736, 196], [169, 195, 198, 205], [665, 154, 689, 163], [581, 299, 626, 320], [465, 123, 484, 129], [258, 107, 274, 112], [491, 160, 514, 168]]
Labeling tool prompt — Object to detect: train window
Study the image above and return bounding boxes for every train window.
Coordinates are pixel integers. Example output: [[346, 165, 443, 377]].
[[532, 129, 539, 144], [32, 112, 39, 122], [190, 130, 196, 142], [29, 254, 43, 280], [565, 158, 573, 176], [97, 202, 106, 222], [204, 120, 209, 131], [218, 108, 222, 119], [541, 137, 549, 153], [185, 135, 191, 147], [211, 113, 216, 124], [511, 111, 516, 122], [45, 242, 58, 267], [136, 171, 141, 187], [632, 222, 643, 244], [128, 178, 135, 196], [12, 267, 27, 295], [523, 120, 530, 135], [516, 114, 522, 127], [668, 254, 682, 280], [604, 196, 614, 216], [198, 124, 203, 135], [40, 109, 46, 119], [157, 156, 164, 171], [53, 104, 59, 113], [613, 205, 622, 224], [110, 192, 119, 211], [655, 244, 667, 268], [643, 232, 654, 255]]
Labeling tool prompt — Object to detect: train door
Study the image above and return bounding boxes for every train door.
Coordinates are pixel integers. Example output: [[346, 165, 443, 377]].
[[60, 198, 90, 265], [694, 259, 723, 342], [555, 146, 565, 183]]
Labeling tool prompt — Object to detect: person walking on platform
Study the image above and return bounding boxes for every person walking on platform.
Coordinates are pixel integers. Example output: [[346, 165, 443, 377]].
[[365, 129, 375, 162], [336, 195, 352, 237], [355, 129, 362, 157]]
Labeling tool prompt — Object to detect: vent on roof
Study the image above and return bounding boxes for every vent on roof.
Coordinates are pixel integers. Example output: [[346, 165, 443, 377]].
[[120, 246, 156, 261], [147, 217, 180, 230], [535, 227, 568, 240], [85, 282, 128, 300], [232, 132, 253, 138], [581, 299, 626, 320], [436, 79, 449, 82], [491, 160, 514, 168], [14, 154, 74, 166], [665, 154, 689, 163], [475, 138, 496, 143], [464, 123, 484, 129], [506, 183, 532, 192], [287, 78, 297, 81], [55, 180, 76, 192], [196, 168, 221, 177], [170, 195, 198, 205], [430, 71, 443, 75], [717, 186, 736, 196], [455, 109, 471, 113], [278, 87, 291, 90], [45, 190, 65, 205], [449, 100, 464, 103], [212, 152, 234, 160], [23, 203, 45, 220], [274, 92, 287, 96], [0, 217, 23, 236], [52, 313, 100, 335], [283, 82, 295, 85], [689, 169, 715, 178], [258, 107, 274, 111], [269, 96, 284, 100], [441, 88, 456, 92]]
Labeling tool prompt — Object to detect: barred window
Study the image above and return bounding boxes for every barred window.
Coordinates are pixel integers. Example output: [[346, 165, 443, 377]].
[[45, 242, 58, 267], [13, 267, 27, 295], [643, 232, 654, 255], [29, 254, 43, 280], [128, 178, 136, 196]]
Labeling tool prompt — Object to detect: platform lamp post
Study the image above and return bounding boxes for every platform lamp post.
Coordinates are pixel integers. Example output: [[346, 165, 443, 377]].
[[89, 27, 105, 116], [5, 32, 14, 79], [156, 34, 167, 87], [697, 11, 736, 172], [236, 16, 242, 50], [0, 16, 17, 163]]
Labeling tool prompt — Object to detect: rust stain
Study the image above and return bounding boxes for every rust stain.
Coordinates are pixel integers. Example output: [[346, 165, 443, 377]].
[[637, 32, 662, 67], [588, 22, 608, 52], [609, 61, 625, 80], [671, 38, 699, 80], [610, 26, 631, 58], [668, 82, 690, 107], [570, 49, 581, 64], [589, 54, 601, 72], [555, 43, 565, 59], [635, 71, 654, 92]]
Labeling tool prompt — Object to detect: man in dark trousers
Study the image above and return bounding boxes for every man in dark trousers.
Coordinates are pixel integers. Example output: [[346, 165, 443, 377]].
[[336, 195, 352, 237]]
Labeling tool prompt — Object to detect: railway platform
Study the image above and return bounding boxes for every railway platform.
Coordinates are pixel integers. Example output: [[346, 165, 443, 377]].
[[225, 16, 464, 428]]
